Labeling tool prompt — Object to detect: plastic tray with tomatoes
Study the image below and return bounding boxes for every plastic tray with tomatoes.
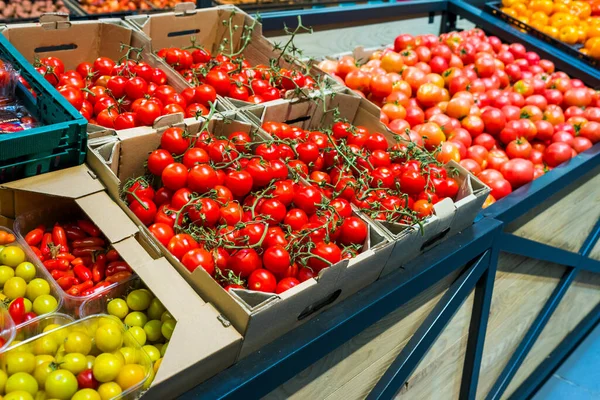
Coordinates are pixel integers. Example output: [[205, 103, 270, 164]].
[[1, 314, 153, 399], [13, 204, 136, 316], [0, 227, 63, 335]]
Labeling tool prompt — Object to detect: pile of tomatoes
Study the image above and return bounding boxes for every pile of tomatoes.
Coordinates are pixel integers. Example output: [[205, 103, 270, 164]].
[[33, 54, 211, 129], [23, 220, 133, 297], [0, 316, 152, 400], [123, 125, 372, 294], [319, 29, 599, 204], [157, 45, 316, 104], [0, 238, 59, 327], [260, 120, 460, 222], [499, 0, 600, 58]]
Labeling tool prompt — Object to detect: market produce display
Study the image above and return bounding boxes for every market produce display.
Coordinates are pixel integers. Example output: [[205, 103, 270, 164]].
[[319, 29, 600, 204], [0, 315, 152, 400], [0, 0, 70, 21], [0, 59, 38, 133], [76, 0, 152, 14], [32, 53, 210, 129], [496, 0, 600, 58], [0, 230, 59, 331]]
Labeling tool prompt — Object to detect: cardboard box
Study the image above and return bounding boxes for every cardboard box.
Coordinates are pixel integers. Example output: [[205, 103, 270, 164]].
[[0, 16, 214, 134], [86, 110, 394, 358], [125, 4, 340, 109], [0, 166, 242, 397], [241, 90, 489, 276]]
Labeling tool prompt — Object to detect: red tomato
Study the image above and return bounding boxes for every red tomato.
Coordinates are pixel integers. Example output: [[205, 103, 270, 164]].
[[248, 269, 277, 292], [500, 159, 534, 188]]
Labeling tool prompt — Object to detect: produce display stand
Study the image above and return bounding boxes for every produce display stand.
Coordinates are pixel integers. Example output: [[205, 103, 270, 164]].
[[177, 1, 600, 399], [0, 0, 599, 398]]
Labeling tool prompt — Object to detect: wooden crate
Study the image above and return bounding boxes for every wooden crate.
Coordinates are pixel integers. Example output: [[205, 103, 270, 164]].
[[263, 164, 600, 399]]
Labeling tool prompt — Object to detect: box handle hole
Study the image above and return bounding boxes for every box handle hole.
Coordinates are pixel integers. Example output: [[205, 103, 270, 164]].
[[167, 29, 200, 37], [285, 115, 311, 125], [35, 44, 77, 53], [420, 228, 450, 251], [298, 289, 341, 321]]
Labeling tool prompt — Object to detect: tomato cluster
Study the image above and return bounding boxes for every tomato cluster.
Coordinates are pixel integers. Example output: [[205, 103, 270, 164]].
[[0, 240, 58, 327], [33, 54, 211, 129], [24, 221, 133, 297], [0, 316, 152, 400], [319, 29, 599, 205], [124, 125, 370, 294], [261, 120, 460, 222], [157, 45, 316, 104]]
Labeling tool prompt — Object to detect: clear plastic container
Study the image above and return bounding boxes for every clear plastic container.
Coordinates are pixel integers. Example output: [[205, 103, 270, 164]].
[[14, 312, 75, 343], [13, 202, 135, 315], [0, 314, 153, 399], [79, 275, 142, 317], [0, 226, 64, 331], [0, 307, 16, 353]]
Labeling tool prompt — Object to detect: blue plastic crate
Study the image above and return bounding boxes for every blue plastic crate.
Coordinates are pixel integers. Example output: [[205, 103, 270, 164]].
[[0, 33, 87, 183]]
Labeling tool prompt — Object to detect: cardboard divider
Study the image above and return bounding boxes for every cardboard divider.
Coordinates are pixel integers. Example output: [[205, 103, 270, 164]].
[[86, 109, 394, 358], [241, 89, 490, 277], [125, 4, 341, 108], [0, 166, 242, 394], [0, 17, 220, 134]]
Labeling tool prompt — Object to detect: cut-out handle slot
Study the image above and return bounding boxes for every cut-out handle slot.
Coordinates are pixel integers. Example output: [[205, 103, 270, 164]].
[[420, 228, 450, 251], [298, 289, 341, 321], [285, 115, 311, 125], [167, 29, 200, 37], [35, 44, 77, 53]]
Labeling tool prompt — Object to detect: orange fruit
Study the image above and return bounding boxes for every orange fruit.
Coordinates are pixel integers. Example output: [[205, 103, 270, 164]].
[[560, 25, 581, 44]]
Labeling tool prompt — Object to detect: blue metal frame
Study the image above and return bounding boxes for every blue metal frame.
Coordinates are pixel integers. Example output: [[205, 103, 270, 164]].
[[179, 2, 600, 399]]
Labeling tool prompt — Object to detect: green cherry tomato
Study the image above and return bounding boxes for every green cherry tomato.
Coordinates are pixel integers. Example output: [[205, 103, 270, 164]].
[[72, 388, 102, 400], [97, 382, 122, 400], [5, 351, 36, 375], [127, 326, 146, 346], [15, 262, 36, 283], [160, 341, 169, 357], [147, 298, 166, 321], [22, 298, 32, 313], [4, 277, 27, 300], [92, 353, 122, 383], [0, 246, 25, 267], [143, 320, 162, 342], [32, 336, 58, 356], [5, 372, 38, 395], [119, 347, 141, 364], [142, 345, 161, 362], [0, 265, 15, 287], [32, 294, 58, 315], [160, 311, 174, 323], [64, 332, 92, 355], [95, 325, 123, 353], [0, 368, 7, 394], [4, 390, 34, 400], [34, 355, 54, 367], [107, 298, 129, 320], [161, 319, 176, 340], [33, 361, 54, 388], [45, 369, 78, 400], [124, 311, 147, 328], [26, 278, 51, 301], [126, 289, 153, 311], [61, 352, 87, 375]]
